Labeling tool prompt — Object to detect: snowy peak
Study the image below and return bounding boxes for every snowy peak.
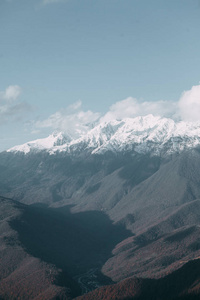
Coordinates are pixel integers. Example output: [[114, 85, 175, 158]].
[[8, 132, 71, 154], [7, 115, 200, 156]]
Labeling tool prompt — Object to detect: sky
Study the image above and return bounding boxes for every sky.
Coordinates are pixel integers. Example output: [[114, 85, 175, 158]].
[[1, 0, 200, 151]]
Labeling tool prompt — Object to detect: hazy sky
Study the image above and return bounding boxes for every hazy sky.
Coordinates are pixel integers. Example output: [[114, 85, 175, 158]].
[[1, 0, 200, 151]]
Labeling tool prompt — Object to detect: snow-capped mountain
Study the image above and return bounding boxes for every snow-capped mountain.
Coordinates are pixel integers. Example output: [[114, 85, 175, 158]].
[[3, 114, 200, 300], [7, 115, 200, 156]]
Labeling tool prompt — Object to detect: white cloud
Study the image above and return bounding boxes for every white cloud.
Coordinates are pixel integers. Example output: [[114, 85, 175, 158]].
[[101, 97, 177, 123], [4, 85, 21, 101], [0, 85, 21, 102], [34, 97, 178, 137], [100, 84, 200, 123], [34, 83, 200, 138], [178, 84, 200, 122], [35, 101, 100, 138], [0, 85, 32, 125], [69, 99, 82, 111]]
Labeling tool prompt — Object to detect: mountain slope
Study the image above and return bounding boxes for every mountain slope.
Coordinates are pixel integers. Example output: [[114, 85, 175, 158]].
[[76, 259, 200, 300], [103, 200, 200, 281], [0, 196, 131, 299], [2, 115, 200, 298], [0, 196, 74, 300], [2, 148, 200, 286]]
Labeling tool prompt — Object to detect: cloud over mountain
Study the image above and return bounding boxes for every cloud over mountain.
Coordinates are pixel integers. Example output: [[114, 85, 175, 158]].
[[102, 84, 200, 123], [100, 97, 178, 123], [33, 83, 200, 138], [178, 84, 200, 122], [35, 100, 100, 138]]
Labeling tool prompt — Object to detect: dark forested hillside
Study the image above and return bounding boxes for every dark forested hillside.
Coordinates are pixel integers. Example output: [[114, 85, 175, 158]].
[[1, 148, 200, 299], [76, 259, 200, 300]]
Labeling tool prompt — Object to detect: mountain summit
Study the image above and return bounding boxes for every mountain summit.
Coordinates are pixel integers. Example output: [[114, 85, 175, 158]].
[[8, 114, 200, 156]]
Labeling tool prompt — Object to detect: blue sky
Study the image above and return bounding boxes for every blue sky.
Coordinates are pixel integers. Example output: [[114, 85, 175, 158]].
[[1, 0, 200, 151]]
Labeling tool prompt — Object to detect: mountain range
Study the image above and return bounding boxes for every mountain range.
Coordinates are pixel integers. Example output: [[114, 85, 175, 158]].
[[8, 115, 200, 156], [1, 114, 200, 299]]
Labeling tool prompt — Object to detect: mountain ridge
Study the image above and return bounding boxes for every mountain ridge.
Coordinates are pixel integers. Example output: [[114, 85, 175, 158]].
[[7, 114, 200, 156]]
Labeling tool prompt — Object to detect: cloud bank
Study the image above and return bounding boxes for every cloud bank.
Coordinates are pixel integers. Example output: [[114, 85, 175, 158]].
[[100, 97, 178, 123], [34, 83, 200, 138], [178, 85, 200, 122], [35, 100, 100, 138], [100, 84, 200, 123]]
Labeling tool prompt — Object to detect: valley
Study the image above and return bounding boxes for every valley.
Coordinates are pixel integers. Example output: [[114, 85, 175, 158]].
[[1, 116, 200, 299]]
